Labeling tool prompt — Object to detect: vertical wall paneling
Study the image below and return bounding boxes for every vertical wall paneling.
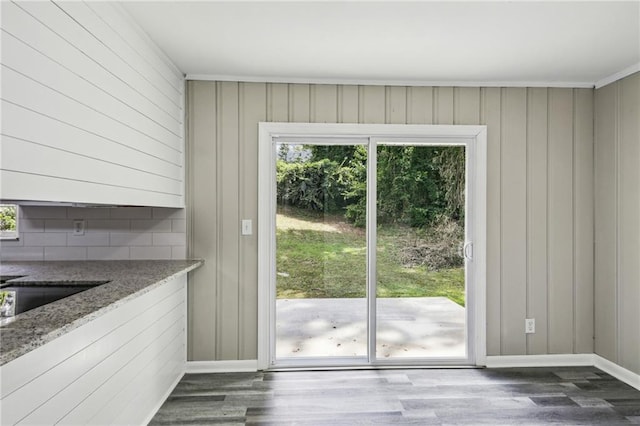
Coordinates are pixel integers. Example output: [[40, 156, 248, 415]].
[[188, 81, 595, 361], [0, 1, 185, 207], [311, 85, 338, 123], [407, 87, 433, 125], [594, 72, 640, 375], [500, 88, 528, 355], [386, 86, 407, 124], [435, 87, 454, 124], [217, 82, 241, 359], [573, 88, 595, 354], [289, 84, 310, 122], [617, 74, 640, 373], [547, 88, 575, 354], [267, 83, 288, 122], [337, 85, 359, 123], [481, 87, 503, 356], [359, 86, 385, 123], [188, 82, 217, 360], [454, 87, 480, 124], [238, 82, 267, 359], [526, 88, 549, 354], [594, 83, 618, 362]]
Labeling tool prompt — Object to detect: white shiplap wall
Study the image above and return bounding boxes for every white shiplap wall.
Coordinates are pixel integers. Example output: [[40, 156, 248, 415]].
[[0, 1, 185, 207], [0, 274, 187, 425]]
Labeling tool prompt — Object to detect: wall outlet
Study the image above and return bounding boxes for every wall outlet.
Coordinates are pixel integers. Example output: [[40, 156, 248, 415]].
[[72, 219, 85, 236], [525, 318, 535, 334]]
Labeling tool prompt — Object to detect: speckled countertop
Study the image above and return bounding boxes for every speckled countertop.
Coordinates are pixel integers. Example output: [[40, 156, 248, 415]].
[[0, 260, 203, 366]]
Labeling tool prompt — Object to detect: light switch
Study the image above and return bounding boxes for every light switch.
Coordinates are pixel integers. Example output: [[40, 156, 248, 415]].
[[241, 219, 252, 236], [73, 219, 85, 236]]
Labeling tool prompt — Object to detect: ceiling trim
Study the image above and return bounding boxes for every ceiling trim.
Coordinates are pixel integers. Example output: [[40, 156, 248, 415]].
[[185, 74, 595, 89], [594, 63, 640, 89]]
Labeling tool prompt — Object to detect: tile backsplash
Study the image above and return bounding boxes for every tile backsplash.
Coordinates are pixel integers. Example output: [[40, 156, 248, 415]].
[[0, 206, 187, 261]]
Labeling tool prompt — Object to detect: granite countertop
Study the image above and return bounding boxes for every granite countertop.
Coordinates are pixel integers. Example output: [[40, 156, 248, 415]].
[[0, 259, 203, 366]]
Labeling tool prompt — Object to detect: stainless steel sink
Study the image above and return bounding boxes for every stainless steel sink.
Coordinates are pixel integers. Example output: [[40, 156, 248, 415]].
[[0, 281, 110, 318]]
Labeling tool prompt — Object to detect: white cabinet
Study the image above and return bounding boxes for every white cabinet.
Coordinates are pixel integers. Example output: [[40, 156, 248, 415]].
[[0, 1, 185, 207], [0, 274, 187, 425]]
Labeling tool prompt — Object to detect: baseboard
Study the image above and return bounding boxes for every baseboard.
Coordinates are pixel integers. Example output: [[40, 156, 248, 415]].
[[594, 355, 640, 391], [485, 354, 594, 368], [186, 360, 258, 374], [485, 354, 640, 391]]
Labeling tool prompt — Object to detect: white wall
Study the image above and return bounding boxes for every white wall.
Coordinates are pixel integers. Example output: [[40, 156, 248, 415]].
[[594, 71, 640, 375], [0, 1, 185, 207], [0, 274, 187, 425], [186, 82, 594, 361], [0, 206, 186, 261]]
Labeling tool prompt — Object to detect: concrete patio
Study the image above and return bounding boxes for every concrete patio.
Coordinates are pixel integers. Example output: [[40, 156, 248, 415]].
[[276, 297, 465, 359]]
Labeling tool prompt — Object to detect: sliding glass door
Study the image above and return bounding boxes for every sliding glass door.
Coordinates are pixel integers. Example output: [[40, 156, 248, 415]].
[[269, 136, 474, 368]]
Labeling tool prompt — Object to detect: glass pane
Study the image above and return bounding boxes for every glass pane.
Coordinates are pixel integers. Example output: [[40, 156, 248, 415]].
[[275, 144, 368, 359], [375, 145, 466, 359]]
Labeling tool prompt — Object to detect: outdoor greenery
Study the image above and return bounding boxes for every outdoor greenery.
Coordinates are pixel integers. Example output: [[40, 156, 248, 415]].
[[0, 205, 17, 232], [276, 207, 465, 306], [277, 144, 465, 229], [275, 144, 466, 306]]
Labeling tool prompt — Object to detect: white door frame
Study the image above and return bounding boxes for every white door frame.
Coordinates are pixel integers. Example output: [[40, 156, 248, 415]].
[[257, 122, 487, 370]]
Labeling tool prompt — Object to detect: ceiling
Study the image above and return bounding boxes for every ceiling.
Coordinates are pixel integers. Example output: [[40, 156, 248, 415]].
[[121, 1, 640, 87]]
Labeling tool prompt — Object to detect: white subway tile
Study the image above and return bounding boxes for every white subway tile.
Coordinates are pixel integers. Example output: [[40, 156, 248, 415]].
[[110, 232, 152, 247], [44, 246, 87, 260], [67, 233, 110, 246], [131, 219, 172, 233], [152, 232, 186, 246], [130, 246, 171, 260], [0, 237, 23, 247], [24, 232, 67, 246], [44, 219, 73, 232], [172, 219, 186, 233], [20, 219, 44, 232], [87, 220, 130, 233], [87, 246, 130, 260], [110, 207, 152, 219], [20, 206, 67, 219], [67, 207, 110, 219], [152, 208, 186, 219], [0, 247, 44, 261], [171, 246, 187, 259]]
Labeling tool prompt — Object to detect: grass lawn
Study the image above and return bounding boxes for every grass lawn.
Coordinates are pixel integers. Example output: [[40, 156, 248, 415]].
[[276, 207, 465, 306]]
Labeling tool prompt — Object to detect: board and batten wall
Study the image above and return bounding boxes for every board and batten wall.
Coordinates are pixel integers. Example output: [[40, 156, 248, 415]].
[[0, 1, 185, 207], [186, 81, 594, 361], [595, 71, 640, 376]]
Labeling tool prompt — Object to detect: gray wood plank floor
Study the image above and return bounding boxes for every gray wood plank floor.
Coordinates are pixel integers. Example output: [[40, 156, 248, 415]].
[[149, 367, 640, 425]]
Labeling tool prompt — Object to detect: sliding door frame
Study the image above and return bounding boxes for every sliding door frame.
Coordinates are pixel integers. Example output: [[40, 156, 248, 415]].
[[258, 122, 487, 370]]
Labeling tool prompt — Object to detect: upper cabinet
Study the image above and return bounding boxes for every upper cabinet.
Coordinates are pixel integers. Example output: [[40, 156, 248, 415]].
[[0, 1, 185, 207]]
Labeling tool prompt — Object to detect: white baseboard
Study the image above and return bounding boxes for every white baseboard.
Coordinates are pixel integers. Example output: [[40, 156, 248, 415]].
[[186, 360, 258, 374], [594, 355, 640, 391], [486, 354, 594, 368], [486, 354, 640, 391]]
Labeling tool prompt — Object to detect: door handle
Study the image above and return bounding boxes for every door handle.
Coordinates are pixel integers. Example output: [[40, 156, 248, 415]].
[[463, 242, 473, 260]]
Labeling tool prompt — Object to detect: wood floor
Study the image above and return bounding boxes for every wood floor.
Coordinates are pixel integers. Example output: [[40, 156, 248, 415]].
[[149, 367, 640, 425]]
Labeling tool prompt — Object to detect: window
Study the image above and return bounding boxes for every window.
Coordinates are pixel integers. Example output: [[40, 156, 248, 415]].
[[0, 204, 19, 240]]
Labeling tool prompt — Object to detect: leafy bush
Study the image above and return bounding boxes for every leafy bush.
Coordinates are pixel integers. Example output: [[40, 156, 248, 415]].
[[276, 159, 347, 211]]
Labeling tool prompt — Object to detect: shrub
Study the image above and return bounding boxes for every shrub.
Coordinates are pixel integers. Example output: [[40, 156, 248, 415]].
[[276, 159, 346, 211]]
